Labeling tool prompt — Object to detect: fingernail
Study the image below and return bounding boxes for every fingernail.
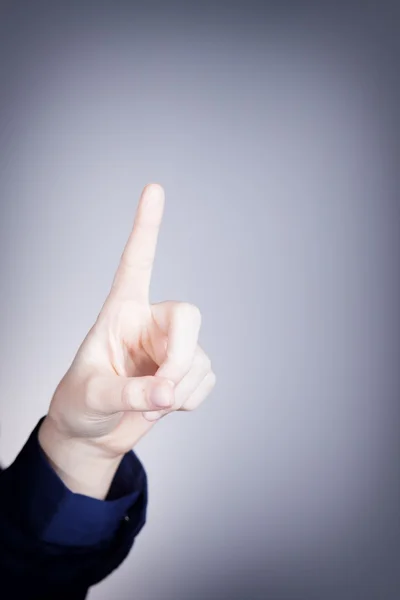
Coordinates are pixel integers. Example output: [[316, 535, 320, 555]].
[[150, 382, 174, 408], [143, 410, 163, 422]]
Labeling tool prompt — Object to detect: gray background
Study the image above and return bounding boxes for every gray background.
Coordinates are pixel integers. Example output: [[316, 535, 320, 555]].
[[0, 1, 399, 599]]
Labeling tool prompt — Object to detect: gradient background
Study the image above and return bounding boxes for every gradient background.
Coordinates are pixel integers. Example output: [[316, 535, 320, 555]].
[[0, 1, 399, 599]]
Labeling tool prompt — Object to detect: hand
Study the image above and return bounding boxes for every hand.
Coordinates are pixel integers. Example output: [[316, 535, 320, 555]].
[[38, 183, 216, 497]]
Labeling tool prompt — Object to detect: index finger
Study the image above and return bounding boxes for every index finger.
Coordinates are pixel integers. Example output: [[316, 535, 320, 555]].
[[111, 183, 165, 303]]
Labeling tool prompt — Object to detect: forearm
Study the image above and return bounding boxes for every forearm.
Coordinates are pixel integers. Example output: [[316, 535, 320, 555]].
[[0, 408, 148, 600], [38, 416, 123, 500]]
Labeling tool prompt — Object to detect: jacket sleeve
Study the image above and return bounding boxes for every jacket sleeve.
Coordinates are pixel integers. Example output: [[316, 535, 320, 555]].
[[0, 417, 148, 600]]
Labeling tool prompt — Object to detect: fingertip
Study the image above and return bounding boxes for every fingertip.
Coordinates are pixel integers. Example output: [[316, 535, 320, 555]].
[[143, 183, 165, 199], [149, 380, 174, 408], [143, 409, 163, 422]]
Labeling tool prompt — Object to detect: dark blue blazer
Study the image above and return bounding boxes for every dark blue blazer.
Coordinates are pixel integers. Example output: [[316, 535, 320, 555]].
[[0, 417, 148, 599]]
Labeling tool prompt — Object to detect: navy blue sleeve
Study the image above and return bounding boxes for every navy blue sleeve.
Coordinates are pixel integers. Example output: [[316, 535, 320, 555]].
[[0, 417, 148, 600]]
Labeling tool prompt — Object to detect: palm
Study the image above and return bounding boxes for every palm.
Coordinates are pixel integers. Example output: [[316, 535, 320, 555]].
[[86, 301, 170, 452], [97, 301, 161, 379], [83, 302, 165, 452]]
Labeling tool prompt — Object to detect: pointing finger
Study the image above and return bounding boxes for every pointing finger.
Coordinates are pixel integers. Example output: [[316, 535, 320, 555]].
[[110, 183, 165, 304]]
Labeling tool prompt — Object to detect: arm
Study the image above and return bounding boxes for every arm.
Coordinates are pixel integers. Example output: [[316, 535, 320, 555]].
[[0, 417, 147, 600], [0, 184, 216, 599]]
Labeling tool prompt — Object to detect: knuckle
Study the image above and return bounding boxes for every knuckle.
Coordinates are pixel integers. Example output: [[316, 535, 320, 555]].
[[178, 302, 202, 323], [202, 356, 212, 372], [168, 355, 192, 375], [193, 350, 211, 374], [121, 382, 133, 410], [192, 351, 204, 367], [123, 379, 147, 410], [207, 372, 217, 389]]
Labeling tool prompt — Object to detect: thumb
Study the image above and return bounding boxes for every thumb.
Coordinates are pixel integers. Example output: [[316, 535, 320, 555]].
[[86, 374, 175, 414]]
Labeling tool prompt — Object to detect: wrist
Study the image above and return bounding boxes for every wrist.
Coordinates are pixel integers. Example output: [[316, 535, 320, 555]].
[[38, 415, 124, 500]]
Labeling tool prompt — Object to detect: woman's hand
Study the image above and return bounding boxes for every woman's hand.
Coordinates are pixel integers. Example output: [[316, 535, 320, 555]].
[[38, 183, 216, 498]]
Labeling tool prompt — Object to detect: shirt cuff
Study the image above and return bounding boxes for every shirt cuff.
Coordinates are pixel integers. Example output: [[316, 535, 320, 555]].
[[5, 417, 148, 548]]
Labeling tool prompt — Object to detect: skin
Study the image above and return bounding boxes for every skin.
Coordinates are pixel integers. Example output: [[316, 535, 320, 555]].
[[38, 183, 216, 499]]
